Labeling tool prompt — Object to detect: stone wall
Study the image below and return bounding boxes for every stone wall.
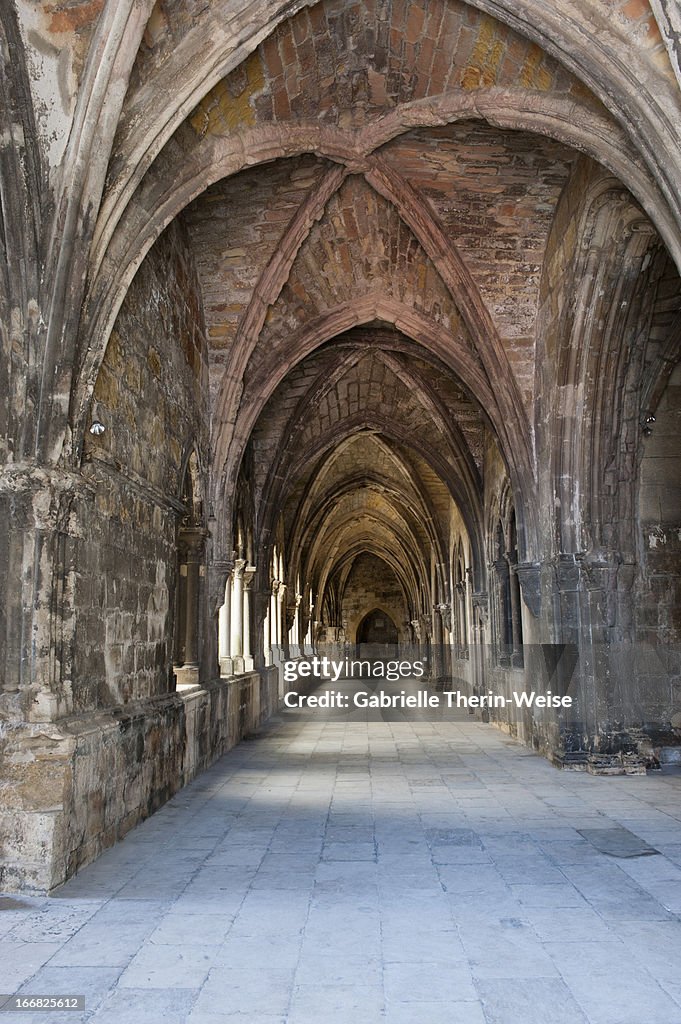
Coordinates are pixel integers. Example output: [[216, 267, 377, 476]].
[[72, 216, 209, 710], [0, 216, 220, 891], [342, 553, 408, 643], [0, 669, 279, 893]]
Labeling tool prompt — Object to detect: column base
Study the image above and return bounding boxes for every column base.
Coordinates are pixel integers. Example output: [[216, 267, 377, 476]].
[[174, 665, 200, 688], [219, 657, 233, 677]]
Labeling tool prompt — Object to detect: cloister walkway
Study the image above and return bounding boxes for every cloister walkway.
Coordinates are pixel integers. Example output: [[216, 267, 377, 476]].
[[2, 684, 681, 1024]]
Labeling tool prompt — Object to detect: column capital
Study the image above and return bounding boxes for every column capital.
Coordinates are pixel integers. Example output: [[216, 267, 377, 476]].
[[179, 526, 209, 560], [472, 592, 489, 624], [515, 561, 541, 617], [435, 603, 452, 632], [553, 554, 582, 592]]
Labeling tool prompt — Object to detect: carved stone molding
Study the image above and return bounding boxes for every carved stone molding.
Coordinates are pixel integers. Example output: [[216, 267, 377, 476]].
[[515, 561, 541, 617], [436, 603, 452, 633], [178, 526, 209, 562], [472, 592, 489, 625]]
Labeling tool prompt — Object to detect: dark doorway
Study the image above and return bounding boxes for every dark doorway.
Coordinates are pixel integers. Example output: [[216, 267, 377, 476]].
[[356, 609, 399, 658]]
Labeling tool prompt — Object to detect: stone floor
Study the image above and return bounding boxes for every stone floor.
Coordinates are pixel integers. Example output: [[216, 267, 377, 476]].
[[2, 687, 681, 1024]]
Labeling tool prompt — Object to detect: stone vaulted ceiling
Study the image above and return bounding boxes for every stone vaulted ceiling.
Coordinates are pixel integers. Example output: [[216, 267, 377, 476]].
[[10, 0, 680, 577], [97, 0, 678, 581]]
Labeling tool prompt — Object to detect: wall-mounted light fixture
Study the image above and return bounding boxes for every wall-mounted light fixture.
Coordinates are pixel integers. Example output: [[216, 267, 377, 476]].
[[641, 412, 656, 437], [89, 420, 106, 436]]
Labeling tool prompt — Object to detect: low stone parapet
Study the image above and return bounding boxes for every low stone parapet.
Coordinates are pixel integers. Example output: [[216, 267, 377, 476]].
[[0, 668, 278, 893]]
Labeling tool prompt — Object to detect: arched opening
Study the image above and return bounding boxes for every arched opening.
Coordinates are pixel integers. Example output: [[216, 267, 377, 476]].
[[356, 608, 399, 656]]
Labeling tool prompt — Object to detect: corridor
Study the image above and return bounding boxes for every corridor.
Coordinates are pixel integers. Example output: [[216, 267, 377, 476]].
[[2, 691, 681, 1024]]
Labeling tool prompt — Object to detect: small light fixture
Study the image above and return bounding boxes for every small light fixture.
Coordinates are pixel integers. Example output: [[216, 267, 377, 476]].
[[89, 420, 106, 436], [641, 411, 656, 436]]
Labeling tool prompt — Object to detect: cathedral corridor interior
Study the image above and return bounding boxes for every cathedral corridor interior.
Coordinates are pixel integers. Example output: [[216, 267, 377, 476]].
[[1, 0, 681, 1020]]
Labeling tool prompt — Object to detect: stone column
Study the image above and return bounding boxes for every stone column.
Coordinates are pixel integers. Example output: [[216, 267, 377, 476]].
[[455, 582, 467, 656], [0, 465, 83, 722], [303, 592, 314, 655], [218, 571, 232, 676], [471, 592, 489, 701], [182, 531, 204, 667], [289, 593, 302, 658], [243, 566, 255, 672], [507, 555, 523, 668], [439, 602, 454, 682], [493, 557, 511, 665], [263, 597, 272, 666], [175, 527, 207, 687], [432, 605, 445, 681], [231, 559, 246, 674], [277, 582, 286, 660], [271, 581, 280, 659]]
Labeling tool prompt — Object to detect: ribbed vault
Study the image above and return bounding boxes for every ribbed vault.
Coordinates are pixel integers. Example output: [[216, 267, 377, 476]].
[[242, 329, 490, 636]]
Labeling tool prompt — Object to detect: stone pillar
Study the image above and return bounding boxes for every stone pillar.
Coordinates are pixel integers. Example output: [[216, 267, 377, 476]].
[[271, 581, 280, 660], [471, 592, 489, 699], [218, 571, 232, 676], [0, 465, 82, 722], [252, 588, 270, 670], [263, 598, 272, 666], [182, 548, 197, 667], [433, 605, 445, 681], [493, 557, 511, 664], [455, 582, 468, 656], [289, 593, 302, 658], [410, 618, 420, 662], [303, 592, 314, 655], [206, 560, 230, 682], [243, 566, 255, 672], [175, 527, 207, 687], [438, 602, 454, 682], [277, 582, 286, 661], [507, 555, 523, 668], [230, 559, 245, 674]]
